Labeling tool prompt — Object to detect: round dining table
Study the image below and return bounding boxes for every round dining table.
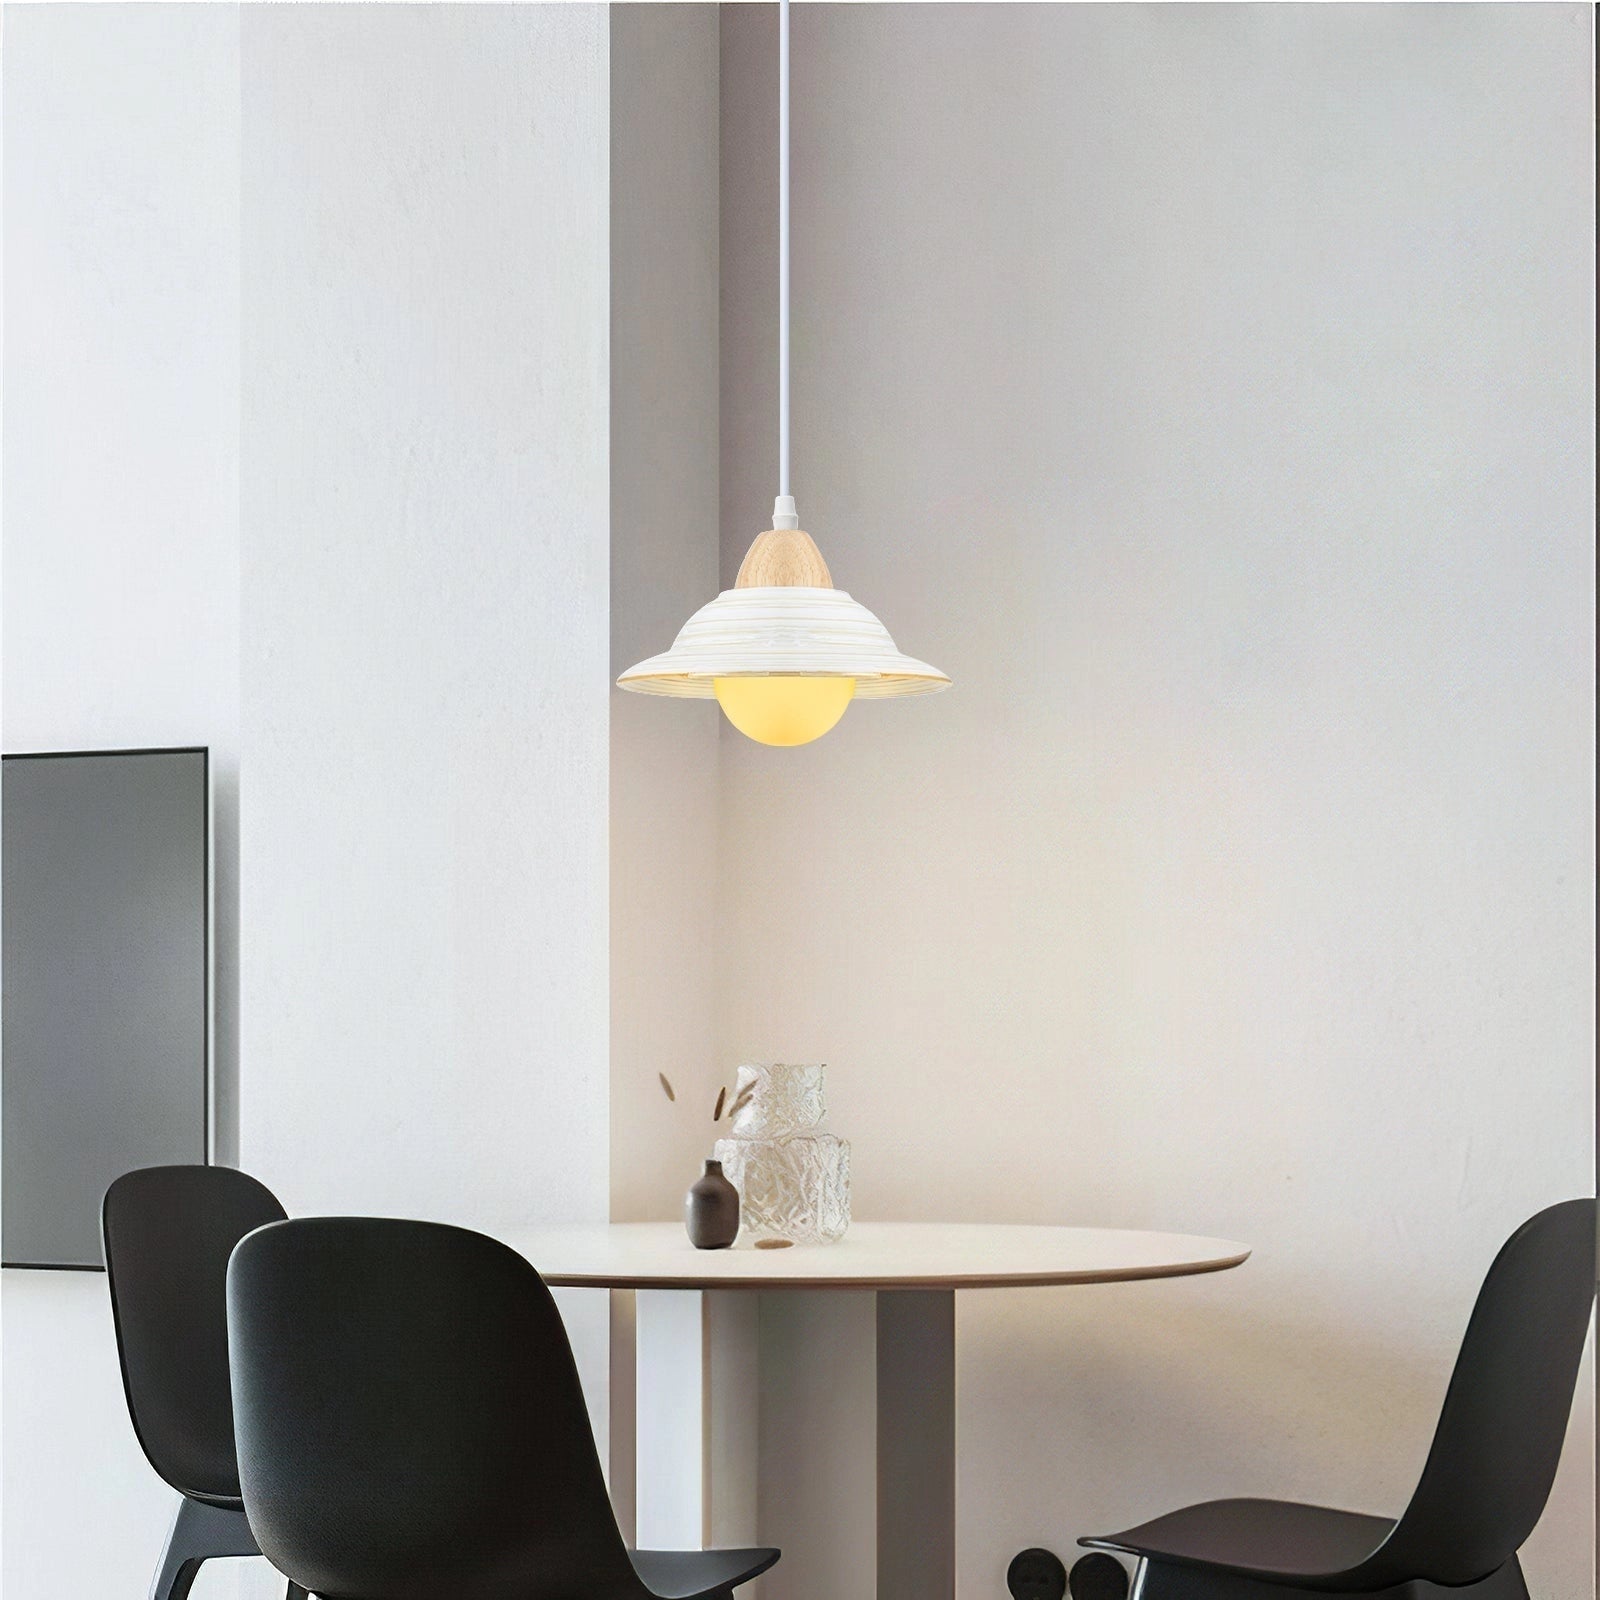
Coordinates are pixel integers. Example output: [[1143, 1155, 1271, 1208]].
[[505, 1222, 1250, 1600]]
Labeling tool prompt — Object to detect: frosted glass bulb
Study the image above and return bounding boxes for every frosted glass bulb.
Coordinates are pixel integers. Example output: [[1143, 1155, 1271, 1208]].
[[713, 676, 855, 746]]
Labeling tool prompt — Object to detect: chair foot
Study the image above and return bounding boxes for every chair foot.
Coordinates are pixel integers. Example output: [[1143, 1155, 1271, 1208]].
[[147, 1498, 262, 1600]]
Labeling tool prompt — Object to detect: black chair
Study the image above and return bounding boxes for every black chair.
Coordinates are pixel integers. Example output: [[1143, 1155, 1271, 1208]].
[[1081, 1198, 1598, 1600], [102, 1165, 307, 1600], [227, 1215, 779, 1600]]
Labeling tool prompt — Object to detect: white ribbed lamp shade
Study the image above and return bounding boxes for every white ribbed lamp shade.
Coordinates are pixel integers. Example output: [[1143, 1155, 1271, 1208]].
[[617, 585, 950, 699]]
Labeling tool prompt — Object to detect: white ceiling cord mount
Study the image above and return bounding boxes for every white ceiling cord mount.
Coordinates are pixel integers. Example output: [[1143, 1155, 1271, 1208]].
[[618, 0, 950, 747]]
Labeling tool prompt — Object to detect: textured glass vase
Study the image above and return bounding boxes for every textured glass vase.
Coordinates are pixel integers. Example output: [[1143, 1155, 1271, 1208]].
[[713, 1063, 851, 1244], [728, 1062, 826, 1138]]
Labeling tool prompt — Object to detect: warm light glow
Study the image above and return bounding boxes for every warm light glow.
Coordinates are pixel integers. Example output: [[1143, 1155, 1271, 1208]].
[[714, 676, 855, 746]]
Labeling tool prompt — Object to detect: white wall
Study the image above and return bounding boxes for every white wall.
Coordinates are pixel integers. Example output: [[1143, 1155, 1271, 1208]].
[[235, 0, 612, 1503], [1, 7, 242, 1596], [717, 6, 1594, 1598], [237, 0, 609, 1225]]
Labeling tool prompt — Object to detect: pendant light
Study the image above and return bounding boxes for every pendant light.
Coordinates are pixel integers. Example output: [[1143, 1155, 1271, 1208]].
[[617, 0, 950, 746]]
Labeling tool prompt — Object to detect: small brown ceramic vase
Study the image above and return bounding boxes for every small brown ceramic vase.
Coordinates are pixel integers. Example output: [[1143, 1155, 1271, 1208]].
[[685, 1159, 740, 1249]]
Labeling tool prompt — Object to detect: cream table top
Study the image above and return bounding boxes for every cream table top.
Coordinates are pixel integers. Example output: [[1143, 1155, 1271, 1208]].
[[506, 1220, 1250, 1291]]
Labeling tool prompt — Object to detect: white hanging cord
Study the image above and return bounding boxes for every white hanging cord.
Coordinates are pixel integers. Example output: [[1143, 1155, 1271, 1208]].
[[772, 0, 799, 531]]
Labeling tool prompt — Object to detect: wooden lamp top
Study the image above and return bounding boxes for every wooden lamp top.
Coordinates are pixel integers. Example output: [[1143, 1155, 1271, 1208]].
[[735, 528, 833, 589]]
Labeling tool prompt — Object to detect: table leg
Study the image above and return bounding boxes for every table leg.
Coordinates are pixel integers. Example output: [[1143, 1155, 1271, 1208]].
[[877, 1289, 956, 1600], [621, 1287, 954, 1598], [608, 1289, 638, 1542], [757, 1291, 878, 1600], [629, 1289, 760, 1551]]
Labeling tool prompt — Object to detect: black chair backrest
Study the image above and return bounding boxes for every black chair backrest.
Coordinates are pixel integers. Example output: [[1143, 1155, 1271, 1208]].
[[102, 1164, 287, 1504], [1349, 1197, 1597, 1588], [227, 1216, 647, 1600]]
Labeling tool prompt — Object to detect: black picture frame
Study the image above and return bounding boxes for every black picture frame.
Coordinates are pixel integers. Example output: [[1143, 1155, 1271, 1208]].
[[1, 745, 212, 1270]]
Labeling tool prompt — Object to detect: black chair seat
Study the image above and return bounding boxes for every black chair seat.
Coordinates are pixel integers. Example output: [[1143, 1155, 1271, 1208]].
[[1084, 1499, 1394, 1582], [628, 1546, 781, 1599], [186, 1491, 247, 1513]]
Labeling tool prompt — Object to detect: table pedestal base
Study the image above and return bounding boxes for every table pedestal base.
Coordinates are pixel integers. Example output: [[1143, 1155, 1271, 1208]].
[[613, 1287, 956, 1600]]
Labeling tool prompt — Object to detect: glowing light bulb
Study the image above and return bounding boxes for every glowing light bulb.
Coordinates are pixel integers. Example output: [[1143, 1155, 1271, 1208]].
[[713, 676, 855, 746]]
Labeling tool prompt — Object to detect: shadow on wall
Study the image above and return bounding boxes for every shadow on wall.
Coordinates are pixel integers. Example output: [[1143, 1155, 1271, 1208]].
[[960, 1275, 1594, 1584]]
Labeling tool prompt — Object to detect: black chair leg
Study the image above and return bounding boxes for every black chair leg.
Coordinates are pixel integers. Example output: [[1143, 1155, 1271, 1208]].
[[148, 1497, 263, 1600], [286, 1585, 310, 1600]]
